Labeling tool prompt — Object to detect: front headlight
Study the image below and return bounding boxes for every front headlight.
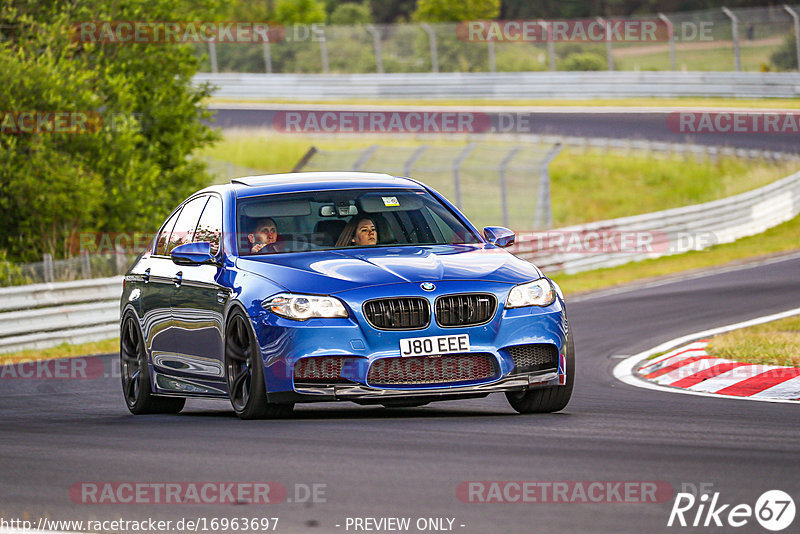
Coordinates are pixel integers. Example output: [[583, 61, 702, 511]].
[[506, 278, 556, 308], [262, 293, 348, 320]]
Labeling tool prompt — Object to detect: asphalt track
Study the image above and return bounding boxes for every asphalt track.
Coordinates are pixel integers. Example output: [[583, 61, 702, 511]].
[[207, 104, 800, 153], [2, 254, 799, 534]]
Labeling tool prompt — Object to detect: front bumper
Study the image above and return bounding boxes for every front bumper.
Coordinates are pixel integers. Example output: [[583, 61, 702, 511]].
[[250, 280, 568, 401]]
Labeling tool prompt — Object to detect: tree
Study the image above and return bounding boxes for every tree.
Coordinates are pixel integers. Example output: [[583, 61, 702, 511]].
[[0, 0, 220, 262], [329, 2, 372, 25], [414, 0, 500, 22]]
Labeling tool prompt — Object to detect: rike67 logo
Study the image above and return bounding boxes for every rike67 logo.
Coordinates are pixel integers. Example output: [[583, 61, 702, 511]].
[[668, 488, 795, 531]]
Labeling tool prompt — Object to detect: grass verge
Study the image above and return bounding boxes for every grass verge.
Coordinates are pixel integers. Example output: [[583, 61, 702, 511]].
[[551, 213, 800, 295], [0, 338, 119, 365], [706, 315, 800, 367]]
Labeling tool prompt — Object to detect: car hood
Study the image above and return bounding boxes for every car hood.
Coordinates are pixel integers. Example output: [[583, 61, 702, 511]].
[[235, 245, 542, 294]]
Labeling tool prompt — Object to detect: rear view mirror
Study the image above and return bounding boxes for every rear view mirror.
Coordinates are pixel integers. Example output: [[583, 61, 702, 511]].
[[483, 226, 515, 248]]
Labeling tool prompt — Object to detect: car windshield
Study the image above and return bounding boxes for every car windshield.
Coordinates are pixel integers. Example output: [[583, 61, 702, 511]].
[[236, 188, 481, 255]]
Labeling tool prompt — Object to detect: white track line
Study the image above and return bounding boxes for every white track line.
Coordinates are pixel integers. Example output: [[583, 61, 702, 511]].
[[612, 307, 800, 404]]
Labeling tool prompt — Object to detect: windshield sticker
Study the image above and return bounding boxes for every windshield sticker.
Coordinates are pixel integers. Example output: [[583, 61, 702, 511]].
[[382, 196, 400, 207]]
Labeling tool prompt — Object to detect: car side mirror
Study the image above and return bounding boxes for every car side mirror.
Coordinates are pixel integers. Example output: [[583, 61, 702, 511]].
[[483, 226, 515, 248], [170, 242, 220, 266]]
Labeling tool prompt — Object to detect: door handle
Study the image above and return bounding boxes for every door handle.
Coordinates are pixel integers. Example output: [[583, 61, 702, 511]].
[[172, 271, 183, 287], [143, 268, 150, 283]]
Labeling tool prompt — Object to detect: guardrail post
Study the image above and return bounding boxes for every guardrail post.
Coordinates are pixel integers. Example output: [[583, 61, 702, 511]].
[[319, 27, 330, 74], [488, 40, 496, 72], [498, 146, 521, 228], [208, 39, 218, 73], [421, 23, 439, 73], [784, 5, 800, 71], [537, 21, 556, 71], [536, 143, 563, 229], [657, 13, 676, 71], [722, 7, 741, 72], [403, 145, 428, 176], [365, 24, 384, 74], [43, 253, 54, 283], [596, 17, 614, 71], [453, 143, 476, 210]]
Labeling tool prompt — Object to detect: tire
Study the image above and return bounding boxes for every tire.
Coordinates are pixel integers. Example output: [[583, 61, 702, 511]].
[[120, 314, 185, 415], [505, 328, 575, 414], [225, 310, 294, 420]]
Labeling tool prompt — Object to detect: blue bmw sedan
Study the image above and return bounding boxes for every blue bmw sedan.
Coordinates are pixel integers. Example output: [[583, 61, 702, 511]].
[[120, 172, 573, 419]]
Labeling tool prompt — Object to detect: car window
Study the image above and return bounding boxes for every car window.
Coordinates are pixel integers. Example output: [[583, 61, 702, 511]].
[[155, 208, 182, 256], [165, 196, 209, 255], [193, 196, 222, 254], [236, 188, 480, 255]]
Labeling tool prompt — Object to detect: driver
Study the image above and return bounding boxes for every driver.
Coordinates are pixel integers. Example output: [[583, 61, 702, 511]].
[[248, 217, 278, 253], [336, 217, 378, 247]]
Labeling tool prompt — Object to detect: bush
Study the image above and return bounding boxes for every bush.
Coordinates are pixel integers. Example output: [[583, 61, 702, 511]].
[[560, 52, 607, 71], [770, 33, 798, 71]]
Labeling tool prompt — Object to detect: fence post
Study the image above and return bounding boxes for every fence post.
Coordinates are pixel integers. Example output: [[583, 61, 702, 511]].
[[80, 251, 91, 279], [658, 13, 676, 71], [488, 40, 496, 72], [421, 23, 439, 73], [353, 145, 379, 171], [319, 26, 330, 74], [365, 24, 384, 74], [596, 17, 614, 71], [498, 146, 521, 228], [452, 143, 476, 210], [785, 5, 800, 71], [208, 39, 218, 73], [538, 21, 556, 71], [115, 245, 127, 275], [722, 7, 741, 72], [262, 36, 273, 74], [43, 253, 54, 283], [536, 143, 563, 229], [403, 145, 428, 176]]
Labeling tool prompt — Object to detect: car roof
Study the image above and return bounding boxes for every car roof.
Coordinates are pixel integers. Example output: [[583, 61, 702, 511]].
[[228, 172, 424, 198]]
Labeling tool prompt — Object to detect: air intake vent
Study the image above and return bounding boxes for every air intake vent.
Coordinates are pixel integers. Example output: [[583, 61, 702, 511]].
[[363, 297, 429, 330], [367, 353, 496, 386], [507, 344, 559, 373], [435, 294, 496, 327]]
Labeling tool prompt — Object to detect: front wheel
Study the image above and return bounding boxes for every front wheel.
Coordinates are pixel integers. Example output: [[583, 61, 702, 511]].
[[225, 310, 294, 420], [506, 328, 575, 414], [120, 314, 185, 415]]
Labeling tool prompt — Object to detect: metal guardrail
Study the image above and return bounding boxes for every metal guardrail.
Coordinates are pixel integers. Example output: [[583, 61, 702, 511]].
[[512, 168, 800, 273], [195, 72, 800, 100], [2, 140, 798, 353], [0, 277, 122, 353]]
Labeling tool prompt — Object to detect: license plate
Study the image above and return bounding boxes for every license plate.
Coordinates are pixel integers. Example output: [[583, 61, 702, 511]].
[[399, 334, 470, 357]]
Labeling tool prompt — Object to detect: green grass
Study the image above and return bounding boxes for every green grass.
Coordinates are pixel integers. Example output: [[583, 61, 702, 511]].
[[551, 212, 800, 295], [198, 131, 798, 228], [615, 43, 778, 72], [0, 338, 119, 365], [706, 315, 800, 367]]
